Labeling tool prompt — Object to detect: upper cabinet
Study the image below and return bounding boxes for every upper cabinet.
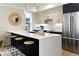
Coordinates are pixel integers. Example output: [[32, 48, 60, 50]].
[[63, 3, 79, 13]]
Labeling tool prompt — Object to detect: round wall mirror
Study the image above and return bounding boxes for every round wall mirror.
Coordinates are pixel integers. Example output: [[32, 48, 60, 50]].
[[8, 12, 22, 26]]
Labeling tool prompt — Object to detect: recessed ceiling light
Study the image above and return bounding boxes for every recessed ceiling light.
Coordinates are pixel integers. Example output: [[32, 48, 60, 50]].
[[33, 6, 37, 12]]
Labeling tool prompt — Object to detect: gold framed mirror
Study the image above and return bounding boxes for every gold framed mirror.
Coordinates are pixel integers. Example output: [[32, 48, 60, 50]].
[[8, 12, 22, 26]]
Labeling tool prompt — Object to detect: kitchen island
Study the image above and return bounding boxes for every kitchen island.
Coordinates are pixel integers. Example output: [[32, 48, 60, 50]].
[[7, 30, 62, 56]]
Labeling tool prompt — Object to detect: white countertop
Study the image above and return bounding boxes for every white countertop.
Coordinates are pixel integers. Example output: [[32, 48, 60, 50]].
[[7, 30, 61, 39], [7, 30, 62, 56]]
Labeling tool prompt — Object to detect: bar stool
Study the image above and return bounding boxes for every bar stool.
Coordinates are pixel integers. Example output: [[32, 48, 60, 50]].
[[23, 40, 35, 56], [15, 37, 23, 45], [14, 37, 23, 50], [24, 41, 34, 45], [4, 33, 11, 47], [0, 40, 3, 47], [15, 37, 23, 40], [8, 35, 17, 50], [10, 36, 16, 38], [10, 35, 17, 45]]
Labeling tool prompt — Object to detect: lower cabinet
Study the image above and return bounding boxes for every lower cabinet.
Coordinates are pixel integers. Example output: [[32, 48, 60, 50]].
[[11, 36, 39, 56], [62, 38, 67, 50], [62, 38, 79, 54], [73, 40, 79, 54], [66, 39, 74, 52]]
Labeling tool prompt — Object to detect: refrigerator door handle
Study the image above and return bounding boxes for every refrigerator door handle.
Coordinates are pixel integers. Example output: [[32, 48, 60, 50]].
[[63, 37, 79, 40], [70, 14, 74, 37], [72, 15, 74, 36], [69, 15, 72, 37], [63, 37, 74, 39]]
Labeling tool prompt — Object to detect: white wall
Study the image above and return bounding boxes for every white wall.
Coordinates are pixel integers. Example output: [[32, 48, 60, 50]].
[[32, 12, 40, 26], [0, 6, 25, 41], [37, 6, 63, 23], [32, 6, 63, 31]]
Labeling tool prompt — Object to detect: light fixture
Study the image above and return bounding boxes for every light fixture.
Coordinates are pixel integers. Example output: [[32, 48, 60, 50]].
[[32, 4, 37, 12], [33, 6, 36, 12]]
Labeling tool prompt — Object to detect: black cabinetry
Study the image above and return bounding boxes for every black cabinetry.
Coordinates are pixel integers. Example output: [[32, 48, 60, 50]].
[[11, 33, 39, 56], [63, 3, 79, 13]]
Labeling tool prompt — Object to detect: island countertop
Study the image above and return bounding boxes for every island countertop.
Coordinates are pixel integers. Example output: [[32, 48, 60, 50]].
[[7, 30, 61, 39], [7, 30, 62, 56]]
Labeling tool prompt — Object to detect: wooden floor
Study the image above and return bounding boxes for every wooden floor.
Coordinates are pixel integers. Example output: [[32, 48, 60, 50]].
[[62, 49, 79, 56]]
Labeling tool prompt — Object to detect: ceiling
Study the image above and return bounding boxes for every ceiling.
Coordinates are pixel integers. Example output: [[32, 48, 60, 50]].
[[0, 3, 65, 12], [25, 3, 64, 12]]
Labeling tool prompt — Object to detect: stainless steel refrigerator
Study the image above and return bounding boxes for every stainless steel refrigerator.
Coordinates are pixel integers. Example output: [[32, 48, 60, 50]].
[[62, 12, 79, 54]]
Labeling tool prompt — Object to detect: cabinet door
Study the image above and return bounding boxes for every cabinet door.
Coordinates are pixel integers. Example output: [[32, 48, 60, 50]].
[[23, 38, 39, 56], [73, 40, 79, 54], [63, 3, 79, 13], [62, 38, 79, 54], [62, 38, 67, 50], [66, 39, 74, 52]]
